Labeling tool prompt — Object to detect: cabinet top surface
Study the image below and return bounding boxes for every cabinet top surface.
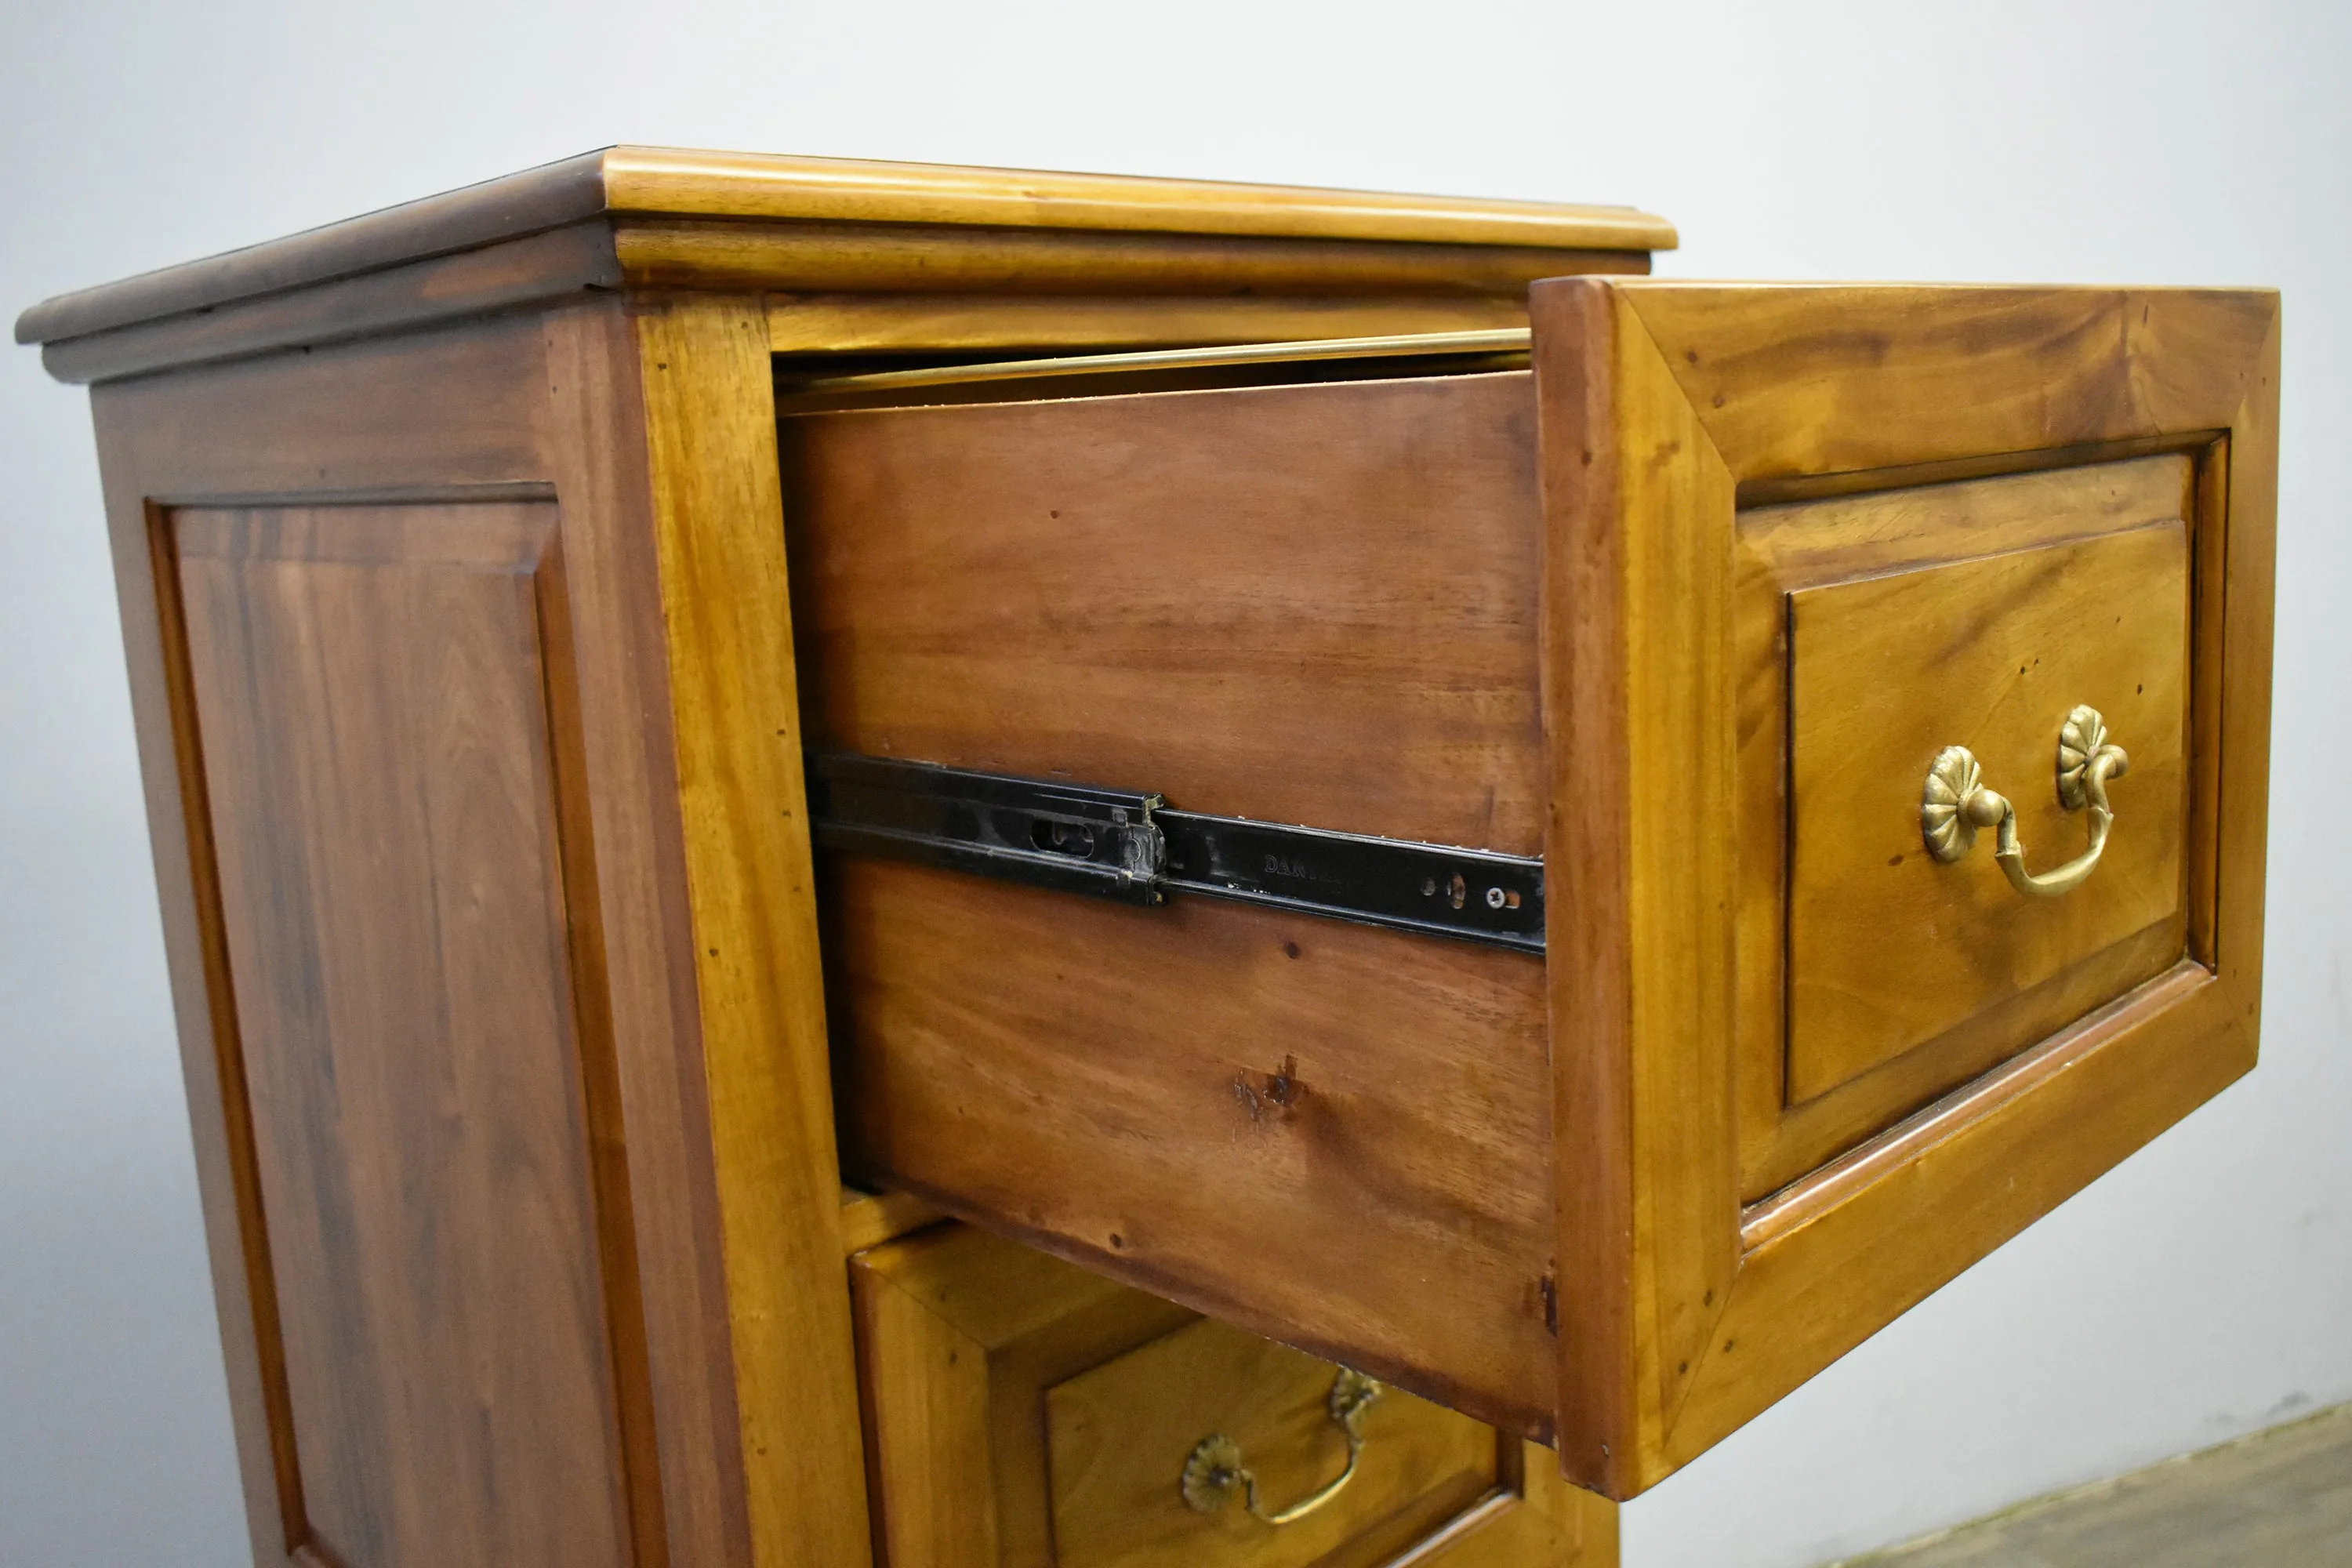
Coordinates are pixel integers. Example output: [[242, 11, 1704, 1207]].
[[13, 144, 1677, 347]]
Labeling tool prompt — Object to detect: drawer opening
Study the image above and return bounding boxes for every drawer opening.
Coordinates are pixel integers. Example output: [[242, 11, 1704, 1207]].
[[773, 327, 1533, 413]]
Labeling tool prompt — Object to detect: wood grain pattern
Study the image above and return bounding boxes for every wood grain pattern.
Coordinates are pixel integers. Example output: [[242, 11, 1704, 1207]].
[[81, 289, 880, 1568], [167, 502, 642, 1568], [764, 293, 1547, 356], [618, 220, 1642, 299], [1532, 277, 2279, 1497], [31, 148, 1689, 1568], [1376, 1466, 1618, 1568], [782, 370, 1545, 855], [538, 298, 750, 1567], [1045, 1316, 1494, 1568], [840, 1188, 951, 1256], [1736, 455, 2204, 1194], [1536, 278, 1741, 1487], [853, 1266, 1003, 1568], [1787, 522, 2190, 1102], [633, 294, 873, 1568], [596, 146, 1675, 250], [50, 146, 2277, 1544], [851, 1223, 1610, 1568], [831, 867, 1557, 1440], [19, 147, 1670, 385], [1613, 285, 2275, 485], [85, 321, 656, 1567], [850, 1224, 1200, 1568], [41, 223, 622, 386]]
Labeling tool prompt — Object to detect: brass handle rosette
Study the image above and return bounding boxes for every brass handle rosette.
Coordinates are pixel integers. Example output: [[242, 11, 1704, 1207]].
[[1179, 1368, 1381, 1527], [1923, 704, 2129, 899]]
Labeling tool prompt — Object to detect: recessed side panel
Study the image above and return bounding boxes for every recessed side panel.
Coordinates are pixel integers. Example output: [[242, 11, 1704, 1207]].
[[170, 503, 639, 1568], [1786, 522, 2192, 1106]]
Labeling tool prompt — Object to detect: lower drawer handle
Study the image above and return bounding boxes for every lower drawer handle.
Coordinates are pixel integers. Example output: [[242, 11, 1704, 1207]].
[[1922, 704, 2131, 899], [1180, 1367, 1381, 1526]]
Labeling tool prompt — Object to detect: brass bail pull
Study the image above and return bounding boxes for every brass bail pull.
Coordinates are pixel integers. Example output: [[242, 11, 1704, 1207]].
[[1922, 705, 2129, 899], [1180, 1368, 1381, 1526]]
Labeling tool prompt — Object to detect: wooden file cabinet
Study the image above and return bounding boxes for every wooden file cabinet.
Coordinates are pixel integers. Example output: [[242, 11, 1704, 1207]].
[[16, 147, 2276, 1567]]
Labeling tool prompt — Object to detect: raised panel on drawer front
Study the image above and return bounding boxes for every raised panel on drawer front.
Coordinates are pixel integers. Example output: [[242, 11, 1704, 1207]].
[[1782, 482, 2193, 1116]]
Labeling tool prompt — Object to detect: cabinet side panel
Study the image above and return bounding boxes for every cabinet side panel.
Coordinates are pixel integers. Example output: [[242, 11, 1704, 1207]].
[[169, 503, 638, 1568]]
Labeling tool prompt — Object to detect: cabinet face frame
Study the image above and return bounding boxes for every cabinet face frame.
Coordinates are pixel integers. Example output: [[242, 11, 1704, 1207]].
[[1534, 280, 2279, 1496]]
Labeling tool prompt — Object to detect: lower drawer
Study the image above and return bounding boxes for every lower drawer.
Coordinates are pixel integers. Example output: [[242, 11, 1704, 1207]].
[[850, 1223, 1613, 1568]]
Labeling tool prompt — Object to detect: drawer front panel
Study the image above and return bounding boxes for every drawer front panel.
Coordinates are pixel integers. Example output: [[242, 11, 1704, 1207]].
[[1787, 505, 2192, 1107], [1541, 279, 2276, 1497]]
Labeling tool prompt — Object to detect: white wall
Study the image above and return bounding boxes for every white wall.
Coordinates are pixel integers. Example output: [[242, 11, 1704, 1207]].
[[2, 3, 2346, 1564]]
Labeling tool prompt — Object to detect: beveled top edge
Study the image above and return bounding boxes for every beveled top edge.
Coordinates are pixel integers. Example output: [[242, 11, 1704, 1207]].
[[16, 145, 1675, 347], [15, 151, 613, 346], [596, 146, 1678, 250]]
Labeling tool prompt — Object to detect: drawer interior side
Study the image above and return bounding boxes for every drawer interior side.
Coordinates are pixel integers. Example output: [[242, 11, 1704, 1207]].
[[779, 367, 1559, 1439]]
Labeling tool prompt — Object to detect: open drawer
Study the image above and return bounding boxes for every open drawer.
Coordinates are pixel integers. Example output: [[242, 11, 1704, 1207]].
[[780, 283, 2279, 1497]]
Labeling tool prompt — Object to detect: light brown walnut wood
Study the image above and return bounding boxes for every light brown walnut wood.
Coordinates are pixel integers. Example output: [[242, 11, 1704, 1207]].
[[594, 146, 1675, 250], [616, 220, 1642, 299], [829, 867, 1556, 1439], [792, 282, 2277, 1501], [633, 294, 873, 1568], [18, 148, 1668, 385], [80, 295, 878, 1568], [38, 145, 2278, 1548], [39, 151, 1675, 1568], [782, 369, 1545, 855], [840, 1188, 951, 1257], [1534, 278, 2278, 1496], [854, 1267, 1004, 1568], [1046, 1317, 1494, 1568], [1787, 521, 2190, 1103], [852, 1223, 1613, 1568], [851, 1225, 1200, 1568], [1735, 455, 2204, 1192], [764, 292, 1547, 356]]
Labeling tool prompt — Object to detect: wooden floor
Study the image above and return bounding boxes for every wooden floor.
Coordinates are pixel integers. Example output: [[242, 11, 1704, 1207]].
[[1836, 1402, 2352, 1566]]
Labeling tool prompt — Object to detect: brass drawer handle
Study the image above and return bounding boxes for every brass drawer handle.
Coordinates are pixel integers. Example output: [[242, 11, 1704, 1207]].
[[1923, 705, 2131, 899], [1180, 1368, 1381, 1526]]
